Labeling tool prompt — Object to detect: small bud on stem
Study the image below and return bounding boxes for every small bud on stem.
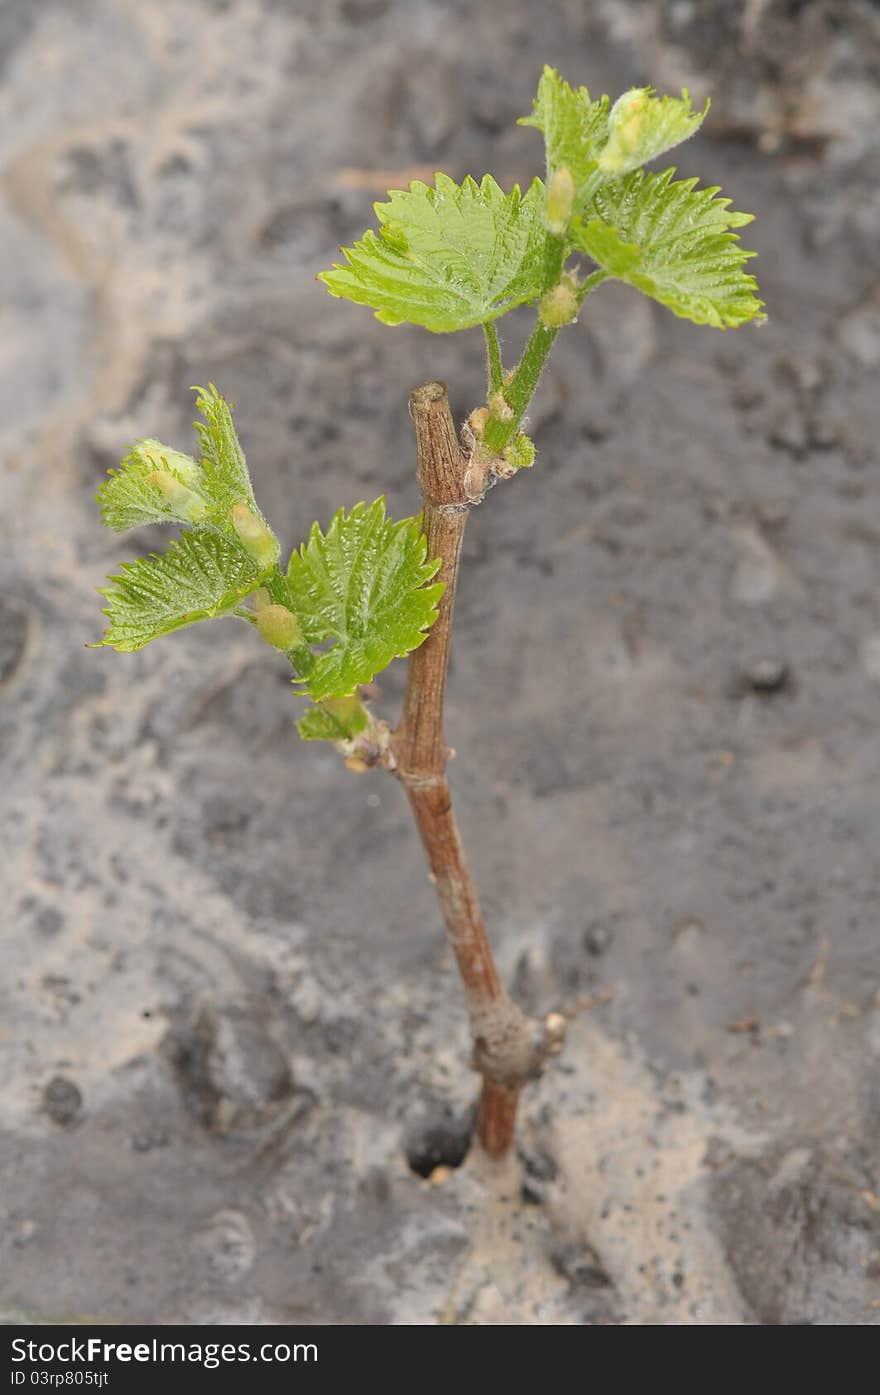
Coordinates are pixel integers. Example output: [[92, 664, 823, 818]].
[[488, 390, 514, 423], [231, 501, 278, 566], [598, 88, 650, 174], [146, 469, 208, 522], [544, 166, 575, 235], [502, 433, 536, 471], [538, 271, 580, 329], [254, 602, 302, 651], [138, 440, 202, 487]]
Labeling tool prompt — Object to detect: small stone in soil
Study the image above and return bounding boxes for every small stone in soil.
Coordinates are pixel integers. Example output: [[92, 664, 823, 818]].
[[584, 919, 615, 956], [42, 1076, 83, 1127], [404, 1106, 473, 1178], [746, 658, 791, 694], [550, 1240, 614, 1290], [729, 658, 792, 699]]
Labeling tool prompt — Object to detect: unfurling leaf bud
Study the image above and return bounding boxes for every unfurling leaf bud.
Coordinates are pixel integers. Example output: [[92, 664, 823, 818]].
[[467, 407, 490, 440], [146, 468, 208, 522], [254, 602, 302, 651], [230, 501, 278, 566], [538, 272, 579, 328], [502, 433, 536, 471], [137, 439, 201, 487], [598, 88, 651, 174], [544, 166, 575, 235], [323, 695, 370, 739]]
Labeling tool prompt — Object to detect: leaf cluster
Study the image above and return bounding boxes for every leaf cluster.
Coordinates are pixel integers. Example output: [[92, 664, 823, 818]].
[[320, 66, 763, 333], [96, 391, 443, 738]]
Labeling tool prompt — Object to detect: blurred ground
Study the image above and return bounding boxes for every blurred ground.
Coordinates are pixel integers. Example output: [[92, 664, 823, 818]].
[[1, 0, 879, 1325]]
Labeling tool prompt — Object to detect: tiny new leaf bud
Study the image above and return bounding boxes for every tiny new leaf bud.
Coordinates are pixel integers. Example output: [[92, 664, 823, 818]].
[[538, 272, 579, 328], [324, 695, 370, 739], [146, 469, 208, 522], [254, 602, 302, 651], [597, 88, 651, 174], [544, 166, 575, 235], [502, 433, 536, 471], [488, 390, 514, 422], [468, 407, 490, 440], [230, 501, 279, 566], [137, 439, 202, 487]]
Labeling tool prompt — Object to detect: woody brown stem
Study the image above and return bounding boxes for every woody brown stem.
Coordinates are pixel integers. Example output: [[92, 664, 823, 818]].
[[392, 382, 564, 1160]]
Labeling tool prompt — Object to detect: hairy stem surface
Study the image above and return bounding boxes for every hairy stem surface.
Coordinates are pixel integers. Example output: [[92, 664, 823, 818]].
[[483, 322, 504, 395], [393, 381, 563, 1159], [483, 320, 558, 454]]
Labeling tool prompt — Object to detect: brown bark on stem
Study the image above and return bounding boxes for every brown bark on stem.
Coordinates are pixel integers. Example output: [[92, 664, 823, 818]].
[[392, 382, 564, 1160]]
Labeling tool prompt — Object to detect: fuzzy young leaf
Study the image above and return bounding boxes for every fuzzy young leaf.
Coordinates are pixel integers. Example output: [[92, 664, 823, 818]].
[[192, 384, 253, 514], [596, 87, 708, 179], [519, 66, 610, 191], [192, 385, 279, 561], [97, 531, 264, 652], [519, 69, 708, 216], [572, 169, 763, 328], [98, 387, 280, 567], [318, 174, 547, 332], [97, 439, 206, 532], [286, 499, 443, 701]]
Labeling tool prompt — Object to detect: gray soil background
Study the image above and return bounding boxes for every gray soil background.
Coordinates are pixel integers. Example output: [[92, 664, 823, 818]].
[[1, 0, 879, 1325]]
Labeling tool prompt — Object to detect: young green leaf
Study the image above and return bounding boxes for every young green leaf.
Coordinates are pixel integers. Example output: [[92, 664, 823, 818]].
[[96, 531, 264, 652], [192, 384, 253, 513], [518, 66, 610, 192], [97, 439, 207, 532], [318, 174, 547, 332], [286, 499, 444, 701], [596, 88, 708, 179], [571, 168, 763, 328]]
